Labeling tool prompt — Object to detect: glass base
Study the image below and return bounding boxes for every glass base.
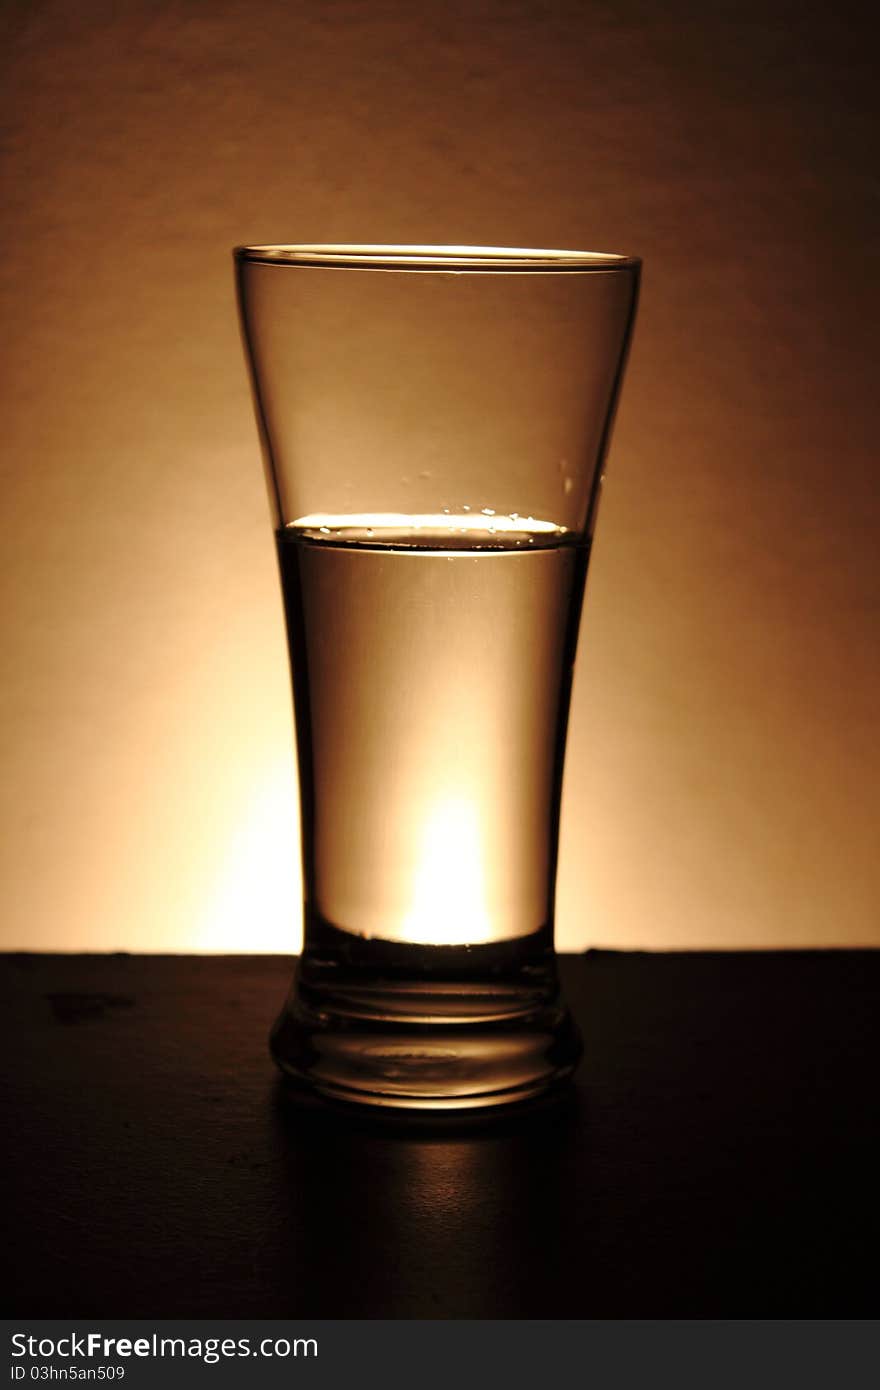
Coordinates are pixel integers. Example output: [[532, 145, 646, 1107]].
[[271, 923, 581, 1111], [270, 1008, 581, 1111], [270, 986, 581, 1112]]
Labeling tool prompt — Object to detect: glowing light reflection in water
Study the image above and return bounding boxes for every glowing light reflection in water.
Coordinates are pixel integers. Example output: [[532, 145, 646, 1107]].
[[402, 795, 494, 945]]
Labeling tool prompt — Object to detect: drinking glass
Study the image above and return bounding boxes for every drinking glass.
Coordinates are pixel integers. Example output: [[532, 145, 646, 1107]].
[[235, 245, 640, 1111]]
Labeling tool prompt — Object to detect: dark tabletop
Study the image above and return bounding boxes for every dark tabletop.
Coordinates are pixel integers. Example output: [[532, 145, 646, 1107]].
[[1, 950, 877, 1318]]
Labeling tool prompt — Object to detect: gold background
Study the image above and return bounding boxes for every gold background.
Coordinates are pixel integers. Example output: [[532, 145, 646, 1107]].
[[1, 0, 877, 952]]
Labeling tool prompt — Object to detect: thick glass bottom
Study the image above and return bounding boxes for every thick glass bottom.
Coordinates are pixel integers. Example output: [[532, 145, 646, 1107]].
[[270, 921, 582, 1111], [270, 1000, 581, 1111]]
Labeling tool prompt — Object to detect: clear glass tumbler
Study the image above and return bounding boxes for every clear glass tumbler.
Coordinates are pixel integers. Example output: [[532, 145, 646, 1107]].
[[234, 245, 640, 1111]]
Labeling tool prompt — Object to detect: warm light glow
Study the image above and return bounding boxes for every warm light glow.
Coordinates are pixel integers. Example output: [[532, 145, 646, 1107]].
[[402, 796, 495, 945], [194, 758, 300, 953]]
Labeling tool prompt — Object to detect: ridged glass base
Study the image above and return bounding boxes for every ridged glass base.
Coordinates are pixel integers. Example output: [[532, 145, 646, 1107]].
[[271, 922, 581, 1112], [270, 1001, 581, 1111]]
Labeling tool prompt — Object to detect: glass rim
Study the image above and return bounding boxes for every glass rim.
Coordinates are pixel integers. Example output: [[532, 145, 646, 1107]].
[[233, 243, 640, 272]]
